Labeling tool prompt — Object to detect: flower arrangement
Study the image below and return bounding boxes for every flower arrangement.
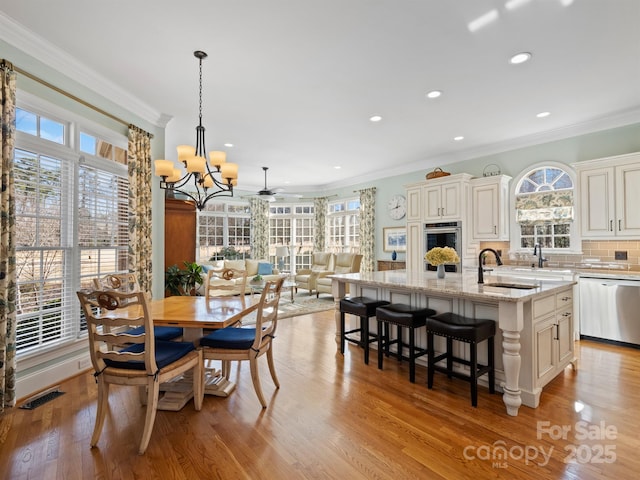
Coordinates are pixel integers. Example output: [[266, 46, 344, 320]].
[[424, 246, 460, 266]]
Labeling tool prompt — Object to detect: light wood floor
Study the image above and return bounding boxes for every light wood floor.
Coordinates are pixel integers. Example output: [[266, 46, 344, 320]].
[[1, 309, 639, 479]]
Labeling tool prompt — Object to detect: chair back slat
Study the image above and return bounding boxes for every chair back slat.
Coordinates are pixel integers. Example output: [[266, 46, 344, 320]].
[[77, 289, 157, 374], [93, 273, 139, 293], [252, 278, 285, 350], [205, 268, 248, 299]]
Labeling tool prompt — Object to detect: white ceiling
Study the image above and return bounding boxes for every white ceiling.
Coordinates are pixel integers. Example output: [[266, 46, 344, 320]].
[[1, 0, 639, 194]]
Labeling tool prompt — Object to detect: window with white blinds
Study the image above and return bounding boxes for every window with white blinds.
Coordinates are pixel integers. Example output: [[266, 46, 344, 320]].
[[14, 103, 129, 357]]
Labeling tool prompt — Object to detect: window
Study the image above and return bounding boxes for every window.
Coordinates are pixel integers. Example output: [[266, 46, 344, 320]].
[[513, 164, 576, 251], [327, 198, 360, 253], [197, 202, 251, 260], [269, 204, 314, 272], [14, 101, 129, 357]]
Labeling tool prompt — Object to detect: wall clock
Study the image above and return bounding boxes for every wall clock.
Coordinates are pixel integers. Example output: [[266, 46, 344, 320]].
[[387, 194, 406, 220]]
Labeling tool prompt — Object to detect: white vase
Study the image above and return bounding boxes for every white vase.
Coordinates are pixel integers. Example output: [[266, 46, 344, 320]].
[[436, 264, 445, 279]]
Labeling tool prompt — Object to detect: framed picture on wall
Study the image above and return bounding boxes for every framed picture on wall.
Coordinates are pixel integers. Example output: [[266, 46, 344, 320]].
[[383, 227, 407, 252]]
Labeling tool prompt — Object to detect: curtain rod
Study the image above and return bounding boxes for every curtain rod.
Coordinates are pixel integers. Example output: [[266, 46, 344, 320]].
[[1, 58, 153, 138]]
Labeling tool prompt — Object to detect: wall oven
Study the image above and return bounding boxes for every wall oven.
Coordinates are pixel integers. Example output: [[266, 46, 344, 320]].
[[424, 221, 462, 272]]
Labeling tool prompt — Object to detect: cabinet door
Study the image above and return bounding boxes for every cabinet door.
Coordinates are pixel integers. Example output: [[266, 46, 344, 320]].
[[615, 162, 640, 236], [580, 167, 615, 237], [440, 182, 461, 219], [472, 183, 499, 239], [423, 185, 442, 221], [406, 187, 422, 222], [557, 309, 573, 365], [405, 221, 423, 272], [534, 316, 557, 387]]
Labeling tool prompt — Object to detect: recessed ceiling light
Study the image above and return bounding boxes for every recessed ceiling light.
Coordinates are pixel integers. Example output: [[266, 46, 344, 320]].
[[426, 90, 442, 99], [369, 115, 382, 122], [536, 111, 551, 118], [334, 166, 341, 169], [510, 52, 532, 65], [224, 143, 234, 147], [454, 136, 464, 141]]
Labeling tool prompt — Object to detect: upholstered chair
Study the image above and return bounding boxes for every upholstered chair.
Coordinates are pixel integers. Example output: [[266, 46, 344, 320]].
[[294, 252, 335, 295], [315, 253, 363, 297]]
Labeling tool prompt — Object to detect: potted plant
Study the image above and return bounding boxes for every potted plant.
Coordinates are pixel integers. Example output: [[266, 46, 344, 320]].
[[250, 274, 264, 285], [164, 261, 204, 296]]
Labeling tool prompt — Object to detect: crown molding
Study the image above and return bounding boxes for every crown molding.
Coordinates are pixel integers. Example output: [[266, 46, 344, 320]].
[[0, 12, 171, 128]]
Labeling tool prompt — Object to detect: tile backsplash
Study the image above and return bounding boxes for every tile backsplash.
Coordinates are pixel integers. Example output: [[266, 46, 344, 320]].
[[478, 240, 640, 271]]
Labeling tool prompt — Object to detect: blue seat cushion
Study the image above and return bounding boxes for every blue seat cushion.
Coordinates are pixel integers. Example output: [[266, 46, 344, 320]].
[[125, 326, 183, 341], [200, 327, 257, 350], [104, 340, 195, 370]]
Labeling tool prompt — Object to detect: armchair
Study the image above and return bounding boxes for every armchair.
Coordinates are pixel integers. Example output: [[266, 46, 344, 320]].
[[294, 252, 334, 295], [316, 253, 363, 297]]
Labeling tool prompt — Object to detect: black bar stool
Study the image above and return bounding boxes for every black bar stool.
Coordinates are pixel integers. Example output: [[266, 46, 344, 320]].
[[375, 304, 437, 383], [339, 296, 390, 364], [426, 312, 496, 407]]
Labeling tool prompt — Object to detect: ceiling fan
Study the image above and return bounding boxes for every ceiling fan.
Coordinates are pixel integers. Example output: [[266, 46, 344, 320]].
[[255, 166, 302, 202]]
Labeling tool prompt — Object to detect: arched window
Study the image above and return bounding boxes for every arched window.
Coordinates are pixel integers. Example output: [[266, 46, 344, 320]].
[[512, 164, 576, 250]]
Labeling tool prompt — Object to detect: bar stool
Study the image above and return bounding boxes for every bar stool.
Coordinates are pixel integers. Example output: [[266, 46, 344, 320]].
[[339, 296, 390, 364], [375, 304, 437, 383], [426, 312, 496, 407]]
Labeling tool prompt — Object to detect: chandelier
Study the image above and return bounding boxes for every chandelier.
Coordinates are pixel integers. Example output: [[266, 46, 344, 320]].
[[154, 50, 238, 210]]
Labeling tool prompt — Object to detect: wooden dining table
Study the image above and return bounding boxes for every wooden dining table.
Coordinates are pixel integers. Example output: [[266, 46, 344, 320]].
[[102, 295, 259, 411]]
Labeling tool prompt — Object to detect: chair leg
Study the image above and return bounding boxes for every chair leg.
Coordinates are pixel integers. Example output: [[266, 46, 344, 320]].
[[138, 379, 160, 455], [362, 316, 370, 365], [427, 332, 435, 389], [470, 341, 478, 407], [446, 338, 453, 378], [409, 326, 415, 383], [340, 312, 346, 355], [249, 357, 267, 408], [377, 320, 384, 370], [488, 336, 495, 394], [91, 378, 109, 448], [193, 351, 204, 411], [267, 346, 280, 388]]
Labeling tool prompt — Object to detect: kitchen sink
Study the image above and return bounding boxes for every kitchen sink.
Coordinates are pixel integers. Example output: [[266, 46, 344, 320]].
[[483, 282, 539, 290]]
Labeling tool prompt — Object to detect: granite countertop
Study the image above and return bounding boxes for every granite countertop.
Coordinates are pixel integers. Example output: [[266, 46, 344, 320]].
[[328, 270, 576, 303], [494, 265, 640, 281]]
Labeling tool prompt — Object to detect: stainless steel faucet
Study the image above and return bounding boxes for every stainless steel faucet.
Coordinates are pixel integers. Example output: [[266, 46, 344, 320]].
[[533, 243, 546, 268], [478, 248, 503, 284]]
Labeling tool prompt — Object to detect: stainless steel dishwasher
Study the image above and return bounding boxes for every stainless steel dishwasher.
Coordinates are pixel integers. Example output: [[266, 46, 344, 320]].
[[579, 276, 640, 346]]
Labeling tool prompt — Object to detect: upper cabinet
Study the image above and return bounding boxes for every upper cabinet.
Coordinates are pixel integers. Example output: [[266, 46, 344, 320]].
[[574, 152, 640, 238], [470, 175, 512, 241], [406, 173, 472, 223]]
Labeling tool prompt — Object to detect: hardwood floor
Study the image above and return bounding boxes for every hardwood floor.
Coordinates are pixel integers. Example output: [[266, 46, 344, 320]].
[[1, 310, 639, 479]]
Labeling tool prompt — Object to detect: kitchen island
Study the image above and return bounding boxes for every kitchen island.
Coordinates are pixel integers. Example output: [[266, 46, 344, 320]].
[[329, 270, 578, 416]]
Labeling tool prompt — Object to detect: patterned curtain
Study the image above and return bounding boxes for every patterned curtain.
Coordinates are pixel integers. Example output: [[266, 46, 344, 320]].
[[313, 196, 328, 252], [249, 197, 270, 260], [0, 61, 17, 412], [127, 126, 153, 294], [516, 190, 574, 225], [358, 187, 376, 272]]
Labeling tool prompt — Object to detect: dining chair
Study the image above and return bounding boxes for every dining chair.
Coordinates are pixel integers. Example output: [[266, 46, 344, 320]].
[[204, 267, 248, 299], [92, 273, 183, 342], [77, 289, 204, 455], [200, 277, 284, 408]]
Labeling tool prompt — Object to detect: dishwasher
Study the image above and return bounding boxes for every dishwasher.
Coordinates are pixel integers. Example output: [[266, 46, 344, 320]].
[[579, 276, 640, 347]]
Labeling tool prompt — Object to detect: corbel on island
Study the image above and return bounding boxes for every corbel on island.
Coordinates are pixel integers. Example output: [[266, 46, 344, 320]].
[[329, 270, 578, 416]]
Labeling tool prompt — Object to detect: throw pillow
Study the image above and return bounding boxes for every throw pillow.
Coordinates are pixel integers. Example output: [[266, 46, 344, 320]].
[[257, 262, 273, 275]]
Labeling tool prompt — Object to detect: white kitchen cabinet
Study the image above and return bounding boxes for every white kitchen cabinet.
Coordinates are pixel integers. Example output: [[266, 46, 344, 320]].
[[530, 287, 575, 389], [406, 185, 422, 222], [574, 152, 640, 238], [470, 175, 511, 240], [405, 221, 424, 273], [405, 173, 472, 223]]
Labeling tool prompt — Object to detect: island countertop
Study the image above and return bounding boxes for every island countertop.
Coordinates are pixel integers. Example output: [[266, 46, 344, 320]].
[[328, 270, 576, 303]]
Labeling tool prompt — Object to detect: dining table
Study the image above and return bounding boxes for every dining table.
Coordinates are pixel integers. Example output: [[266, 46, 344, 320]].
[[102, 294, 259, 411]]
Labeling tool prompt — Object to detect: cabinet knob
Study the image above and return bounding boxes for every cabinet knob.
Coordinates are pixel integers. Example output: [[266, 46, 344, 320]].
[[561, 296, 571, 301], [562, 311, 572, 317]]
